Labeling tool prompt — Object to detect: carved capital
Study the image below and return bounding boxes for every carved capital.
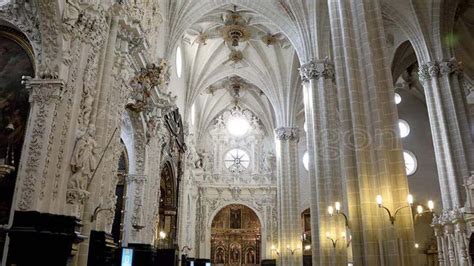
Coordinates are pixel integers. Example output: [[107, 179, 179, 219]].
[[66, 189, 90, 205], [23, 77, 64, 105], [126, 174, 147, 184], [299, 59, 335, 82], [275, 127, 299, 141], [418, 58, 463, 82]]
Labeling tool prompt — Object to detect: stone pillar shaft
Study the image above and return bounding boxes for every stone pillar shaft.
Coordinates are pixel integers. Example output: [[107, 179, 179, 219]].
[[274, 127, 302, 266], [300, 59, 346, 265], [327, 0, 415, 265], [418, 60, 473, 209]]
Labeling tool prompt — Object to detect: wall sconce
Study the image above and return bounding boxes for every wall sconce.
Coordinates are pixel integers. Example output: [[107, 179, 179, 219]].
[[159, 231, 167, 239], [286, 244, 301, 255], [325, 232, 346, 248], [415, 200, 434, 220], [271, 245, 280, 257], [304, 244, 311, 251], [328, 201, 350, 228], [376, 194, 413, 225]]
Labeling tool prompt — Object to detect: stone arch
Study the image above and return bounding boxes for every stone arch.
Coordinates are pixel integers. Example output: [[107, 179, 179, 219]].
[[208, 202, 264, 230], [391, 40, 418, 84], [124, 110, 147, 174], [0, 23, 35, 257], [0, 10, 42, 66]]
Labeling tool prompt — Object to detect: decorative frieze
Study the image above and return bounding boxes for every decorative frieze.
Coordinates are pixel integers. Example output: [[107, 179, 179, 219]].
[[126, 174, 147, 184], [418, 58, 463, 81], [275, 127, 299, 141], [299, 58, 335, 82]]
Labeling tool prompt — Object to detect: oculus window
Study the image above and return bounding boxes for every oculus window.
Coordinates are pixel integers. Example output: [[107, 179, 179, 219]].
[[394, 93, 402, 104], [398, 119, 410, 138], [225, 149, 250, 174], [403, 150, 417, 176]]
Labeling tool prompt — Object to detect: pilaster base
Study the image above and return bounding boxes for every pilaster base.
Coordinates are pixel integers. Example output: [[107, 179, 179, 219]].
[[127, 243, 156, 265], [6, 211, 84, 265], [87, 230, 117, 266]]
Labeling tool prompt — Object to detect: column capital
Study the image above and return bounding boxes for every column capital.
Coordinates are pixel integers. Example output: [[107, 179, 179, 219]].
[[418, 58, 463, 81], [299, 58, 335, 82], [23, 77, 65, 105], [125, 174, 148, 184], [275, 127, 299, 141]]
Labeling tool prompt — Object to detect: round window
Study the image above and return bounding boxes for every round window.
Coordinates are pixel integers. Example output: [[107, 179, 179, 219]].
[[224, 149, 250, 173], [398, 119, 410, 138], [403, 151, 417, 176], [394, 93, 402, 104]]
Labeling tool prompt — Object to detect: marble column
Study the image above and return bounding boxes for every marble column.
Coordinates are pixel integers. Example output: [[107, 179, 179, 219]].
[[274, 127, 302, 266], [300, 59, 346, 265], [327, 0, 416, 265]]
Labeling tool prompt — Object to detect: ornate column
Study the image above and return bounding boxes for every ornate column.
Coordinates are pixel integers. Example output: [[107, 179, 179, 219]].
[[6, 76, 84, 265], [274, 127, 302, 266], [327, 0, 415, 265], [300, 59, 346, 265], [123, 174, 148, 245], [431, 208, 472, 266], [15, 76, 64, 211]]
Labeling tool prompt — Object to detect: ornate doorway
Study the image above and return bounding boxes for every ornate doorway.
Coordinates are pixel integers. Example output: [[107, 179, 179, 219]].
[[211, 204, 261, 266]]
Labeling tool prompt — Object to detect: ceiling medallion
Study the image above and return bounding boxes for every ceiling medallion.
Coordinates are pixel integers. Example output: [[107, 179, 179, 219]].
[[220, 24, 251, 47], [261, 34, 278, 46], [229, 50, 243, 63]]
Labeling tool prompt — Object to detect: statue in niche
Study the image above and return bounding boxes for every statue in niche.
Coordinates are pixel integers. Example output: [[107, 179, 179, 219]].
[[261, 151, 273, 173], [69, 126, 98, 191], [215, 115, 225, 129], [215, 248, 225, 263], [185, 134, 202, 169], [200, 150, 213, 172], [231, 246, 240, 263], [250, 116, 260, 130], [246, 249, 255, 264], [230, 208, 241, 229]]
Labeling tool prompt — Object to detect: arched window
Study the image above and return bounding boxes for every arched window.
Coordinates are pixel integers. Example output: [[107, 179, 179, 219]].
[[176, 46, 183, 78]]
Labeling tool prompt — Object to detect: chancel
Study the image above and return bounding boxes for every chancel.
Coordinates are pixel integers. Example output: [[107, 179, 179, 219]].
[[0, 0, 473, 266]]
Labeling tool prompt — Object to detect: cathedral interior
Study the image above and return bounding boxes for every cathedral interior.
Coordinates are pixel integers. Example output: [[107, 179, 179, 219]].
[[0, 0, 473, 265]]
